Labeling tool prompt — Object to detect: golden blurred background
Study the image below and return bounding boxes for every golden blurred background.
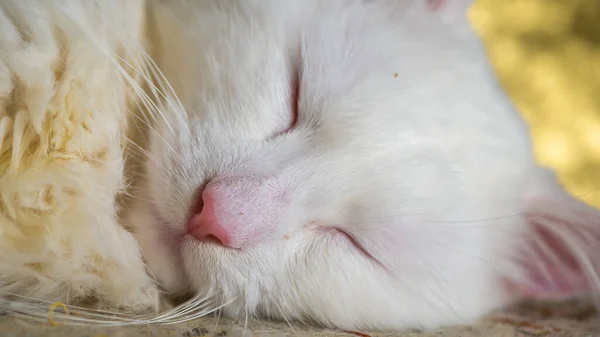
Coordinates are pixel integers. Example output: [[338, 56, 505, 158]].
[[470, 0, 600, 208]]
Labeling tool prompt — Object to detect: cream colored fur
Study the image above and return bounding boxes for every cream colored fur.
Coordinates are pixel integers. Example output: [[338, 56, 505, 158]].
[[0, 0, 159, 313]]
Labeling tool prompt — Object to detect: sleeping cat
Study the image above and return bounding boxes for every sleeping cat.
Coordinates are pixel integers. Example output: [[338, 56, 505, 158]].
[[1, 0, 599, 332]]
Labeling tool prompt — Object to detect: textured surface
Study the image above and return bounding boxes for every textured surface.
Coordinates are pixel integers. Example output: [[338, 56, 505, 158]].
[[1, 299, 598, 336]]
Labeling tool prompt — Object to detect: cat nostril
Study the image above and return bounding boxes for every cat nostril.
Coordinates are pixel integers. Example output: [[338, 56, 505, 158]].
[[190, 185, 205, 215], [203, 234, 223, 245], [185, 187, 232, 247]]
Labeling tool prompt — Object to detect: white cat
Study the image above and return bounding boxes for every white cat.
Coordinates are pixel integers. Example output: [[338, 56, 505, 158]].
[[1, 0, 598, 332], [129, 0, 600, 331]]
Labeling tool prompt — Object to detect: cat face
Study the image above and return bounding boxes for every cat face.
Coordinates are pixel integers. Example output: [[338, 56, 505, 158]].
[[128, 0, 599, 331]]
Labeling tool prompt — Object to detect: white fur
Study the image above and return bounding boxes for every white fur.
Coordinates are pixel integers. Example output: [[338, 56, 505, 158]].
[[3, 0, 599, 332], [128, 0, 547, 331]]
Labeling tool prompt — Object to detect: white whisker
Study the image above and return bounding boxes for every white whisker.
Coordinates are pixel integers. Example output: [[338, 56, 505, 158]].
[[273, 300, 296, 334], [1, 289, 237, 327]]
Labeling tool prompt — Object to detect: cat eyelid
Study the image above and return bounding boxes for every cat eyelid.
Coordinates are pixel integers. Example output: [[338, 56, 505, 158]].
[[272, 67, 300, 138]]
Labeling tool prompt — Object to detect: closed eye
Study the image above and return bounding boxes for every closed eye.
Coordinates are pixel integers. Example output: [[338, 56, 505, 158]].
[[274, 67, 300, 137], [319, 226, 384, 268], [334, 228, 379, 263]]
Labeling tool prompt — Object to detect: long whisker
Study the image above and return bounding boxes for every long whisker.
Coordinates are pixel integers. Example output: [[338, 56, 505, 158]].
[[88, 0, 190, 133], [273, 300, 296, 334], [123, 136, 164, 170], [114, 50, 191, 136], [213, 296, 224, 330], [1, 290, 237, 327], [243, 307, 249, 337], [427, 187, 600, 226]]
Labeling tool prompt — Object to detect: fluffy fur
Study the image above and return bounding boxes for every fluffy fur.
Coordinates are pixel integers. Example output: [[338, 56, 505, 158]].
[[0, 0, 158, 313], [131, 0, 600, 331], [1, 0, 599, 333]]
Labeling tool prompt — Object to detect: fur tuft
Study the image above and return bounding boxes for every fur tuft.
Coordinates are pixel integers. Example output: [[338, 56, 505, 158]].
[[0, 0, 158, 314]]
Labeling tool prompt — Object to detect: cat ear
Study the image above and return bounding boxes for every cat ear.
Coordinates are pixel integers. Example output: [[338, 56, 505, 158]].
[[425, 0, 473, 25], [387, 0, 474, 30], [506, 169, 600, 302]]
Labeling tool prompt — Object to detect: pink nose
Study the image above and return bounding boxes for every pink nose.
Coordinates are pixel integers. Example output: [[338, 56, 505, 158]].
[[185, 177, 287, 249], [186, 191, 232, 246]]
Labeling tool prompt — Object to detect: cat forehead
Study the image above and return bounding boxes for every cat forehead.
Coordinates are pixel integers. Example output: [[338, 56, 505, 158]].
[[174, 0, 479, 141], [189, 0, 476, 92], [176, 6, 387, 132]]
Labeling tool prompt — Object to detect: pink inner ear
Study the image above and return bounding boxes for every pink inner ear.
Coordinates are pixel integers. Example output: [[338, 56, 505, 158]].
[[421, 0, 475, 31], [510, 214, 592, 298], [426, 0, 446, 11], [506, 177, 600, 301]]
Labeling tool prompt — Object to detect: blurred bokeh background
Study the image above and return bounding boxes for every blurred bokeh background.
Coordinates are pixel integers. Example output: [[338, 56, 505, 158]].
[[470, 0, 600, 208]]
